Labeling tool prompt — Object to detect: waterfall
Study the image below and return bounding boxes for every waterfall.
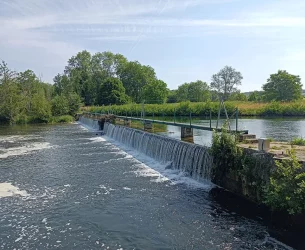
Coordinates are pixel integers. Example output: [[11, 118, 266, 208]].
[[78, 116, 100, 131], [103, 123, 212, 181]]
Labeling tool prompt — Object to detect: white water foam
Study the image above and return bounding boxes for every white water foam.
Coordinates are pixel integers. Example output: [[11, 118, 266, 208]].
[[0, 183, 29, 198], [89, 137, 106, 142], [0, 142, 52, 159], [102, 135, 212, 189]]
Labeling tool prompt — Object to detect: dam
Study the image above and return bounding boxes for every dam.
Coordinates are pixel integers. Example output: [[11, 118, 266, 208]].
[[0, 118, 300, 249]]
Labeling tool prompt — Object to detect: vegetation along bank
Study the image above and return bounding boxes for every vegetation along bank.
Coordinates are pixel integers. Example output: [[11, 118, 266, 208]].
[[1, 50, 303, 123]]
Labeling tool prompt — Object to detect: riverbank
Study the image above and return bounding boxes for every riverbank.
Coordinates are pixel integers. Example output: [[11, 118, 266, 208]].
[[84, 100, 305, 117], [0, 115, 74, 125]]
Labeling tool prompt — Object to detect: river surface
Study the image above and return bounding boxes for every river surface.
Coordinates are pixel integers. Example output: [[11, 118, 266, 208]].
[[149, 117, 305, 146], [0, 122, 301, 249]]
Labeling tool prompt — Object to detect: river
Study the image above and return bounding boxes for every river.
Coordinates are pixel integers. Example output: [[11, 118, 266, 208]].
[[145, 117, 305, 146], [0, 122, 302, 249]]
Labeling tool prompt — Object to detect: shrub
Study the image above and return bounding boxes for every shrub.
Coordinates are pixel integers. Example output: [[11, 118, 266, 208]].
[[291, 137, 305, 146], [264, 150, 305, 214]]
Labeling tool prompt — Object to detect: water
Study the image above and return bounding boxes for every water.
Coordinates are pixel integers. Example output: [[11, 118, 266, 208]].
[[138, 117, 305, 146], [0, 122, 300, 249]]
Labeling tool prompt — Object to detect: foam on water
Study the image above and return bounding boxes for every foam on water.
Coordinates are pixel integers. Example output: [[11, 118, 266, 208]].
[[97, 135, 212, 189], [0, 183, 29, 198], [0, 142, 52, 159]]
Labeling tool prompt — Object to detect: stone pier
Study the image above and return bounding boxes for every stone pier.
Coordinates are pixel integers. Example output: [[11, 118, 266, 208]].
[[181, 127, 193, 139], [124, 118, 131, 127], [144, 121, 153, 131]]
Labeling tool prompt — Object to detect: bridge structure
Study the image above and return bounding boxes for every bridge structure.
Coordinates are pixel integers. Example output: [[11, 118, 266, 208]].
[[83, 111, 249, 141]]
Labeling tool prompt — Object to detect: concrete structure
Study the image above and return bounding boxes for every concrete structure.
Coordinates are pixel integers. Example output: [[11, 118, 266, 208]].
[[124, 118, 131, 126], [181, 127, 193, 139], [144, 121, 153, 130], [258, 138, 271, 152]]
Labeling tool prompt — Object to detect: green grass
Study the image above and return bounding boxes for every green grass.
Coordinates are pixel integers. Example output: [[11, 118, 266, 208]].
[[290, 137, 305, 146], [82, 100, 305, 117]]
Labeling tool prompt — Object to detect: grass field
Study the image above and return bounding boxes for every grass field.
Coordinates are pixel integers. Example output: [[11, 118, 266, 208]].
[[82, 100, 305, 117]]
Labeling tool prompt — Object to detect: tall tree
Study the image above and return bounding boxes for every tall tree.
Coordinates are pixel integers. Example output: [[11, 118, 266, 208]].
[[210, 66, 243, 101], [262, 70, 303, 102], [64, 50, 94, 105], [228, 91, 248, 101], [143, 80, 168, 104], [120, 61, 156, 103], [176, 80, 210, 102], [98, 77, 128, 105]]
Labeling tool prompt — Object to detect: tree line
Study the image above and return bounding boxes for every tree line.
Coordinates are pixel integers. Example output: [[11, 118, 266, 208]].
[[0, 50, 303, 123], [0, 61, 81, 124]]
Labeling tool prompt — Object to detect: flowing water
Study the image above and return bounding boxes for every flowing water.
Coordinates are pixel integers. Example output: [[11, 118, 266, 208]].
[[0, 121, 301, 249]]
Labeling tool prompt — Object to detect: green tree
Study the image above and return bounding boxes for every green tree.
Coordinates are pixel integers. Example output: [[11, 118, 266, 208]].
[[167, 90, 178, 103], [248, 91, 262, 102], [0, 61, 21, 123], [176, 80, 210, 102], [120, 61, 157, 103], [64, 50, 94, 105], [98, 77, 128, 105], [262, 70, 302, 102], [143, 80, 168, 104], [228, 91, 248, 101], [51, 95, 70, 116], [211, 66, 243, 101]]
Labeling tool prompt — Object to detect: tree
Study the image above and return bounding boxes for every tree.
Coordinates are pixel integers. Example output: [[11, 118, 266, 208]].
[[0, 61, 21, 123], [64, 50, 94, 105], [210, 66, 243, 101], [176, 80, 210, 102], [167, 90, 178, 103], [51, 95, 70, 116], [228, 91, 248, 101], [187, 80, 210, 102], [120, 61, 157, 103], [98, 77, 128, 105], [143, 80, 168, 104], [248, 91, 262, 102], [262, 70, 302, 102]]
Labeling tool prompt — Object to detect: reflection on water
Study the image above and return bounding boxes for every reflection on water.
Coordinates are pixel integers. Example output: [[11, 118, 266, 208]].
[[142, 117, 305, 144]]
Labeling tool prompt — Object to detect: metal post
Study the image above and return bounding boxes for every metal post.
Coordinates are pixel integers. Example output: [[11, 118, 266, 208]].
[[142, 101, 145, 123], [153, 112, 154, 122], [210, 109, 212, 129], [189, 112, 192, 126], [216, 100, 221, 129], [236, 107, 239, 132], [162, 112, 164, 124], [174, 108, 176, 124]]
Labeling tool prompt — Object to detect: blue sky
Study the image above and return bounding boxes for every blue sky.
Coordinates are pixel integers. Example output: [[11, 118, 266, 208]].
[[1, 0, 305, 91]]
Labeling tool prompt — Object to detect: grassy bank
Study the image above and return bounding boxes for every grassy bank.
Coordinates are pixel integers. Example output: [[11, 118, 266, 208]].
[[83, 100, 305, 117]]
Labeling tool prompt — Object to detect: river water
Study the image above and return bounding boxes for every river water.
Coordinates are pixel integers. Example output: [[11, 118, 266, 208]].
[[150, 117, 305, 146], [0, 122, 300, 249]]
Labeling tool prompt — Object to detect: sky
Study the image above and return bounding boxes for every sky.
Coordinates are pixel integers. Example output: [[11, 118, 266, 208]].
[[1, 0, 305, 92]]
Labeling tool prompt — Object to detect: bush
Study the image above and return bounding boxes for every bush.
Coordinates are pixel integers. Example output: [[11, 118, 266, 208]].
[[264, 150, 305, 214], [49, 115, 74, 123], [210, 125, 242, 183], [291, 137, 305, 146]]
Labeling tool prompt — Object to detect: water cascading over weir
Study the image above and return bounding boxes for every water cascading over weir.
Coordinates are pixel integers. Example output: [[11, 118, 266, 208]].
[[79, 116, 213, 181]]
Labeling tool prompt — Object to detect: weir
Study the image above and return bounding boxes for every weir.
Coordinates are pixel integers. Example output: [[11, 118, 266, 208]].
[[104, 123, 212, 181], [79, 116, 212, 181]]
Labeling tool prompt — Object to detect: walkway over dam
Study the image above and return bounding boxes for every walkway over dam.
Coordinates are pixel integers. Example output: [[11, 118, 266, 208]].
[[83, 112, 249, 136]]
